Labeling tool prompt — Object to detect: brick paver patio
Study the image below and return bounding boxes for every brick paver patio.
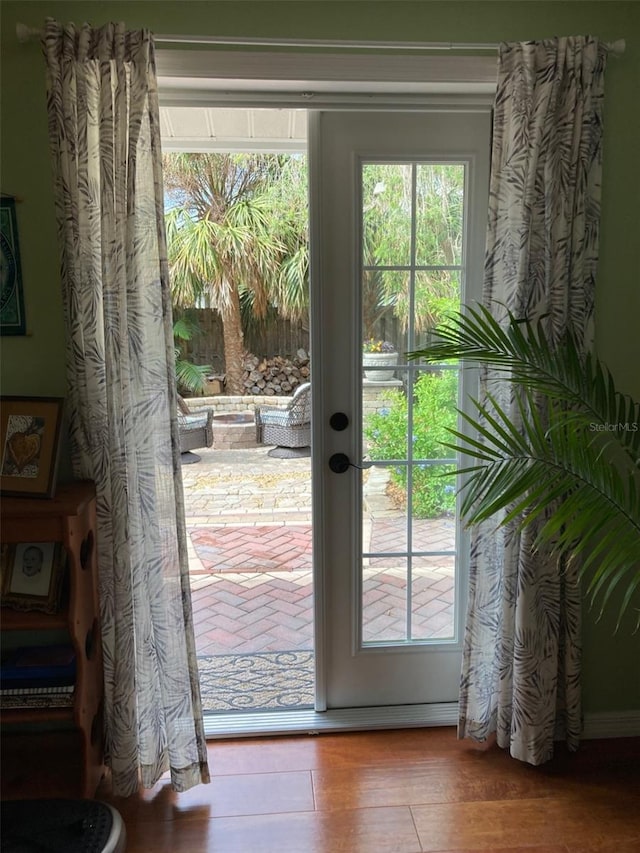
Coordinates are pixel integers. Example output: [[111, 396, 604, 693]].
[[182, 446, 455, 702], [190, 525, 312, 573]]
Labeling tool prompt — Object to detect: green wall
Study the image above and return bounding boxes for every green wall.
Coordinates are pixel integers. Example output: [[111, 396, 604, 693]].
[[2, 1, 638, 715]]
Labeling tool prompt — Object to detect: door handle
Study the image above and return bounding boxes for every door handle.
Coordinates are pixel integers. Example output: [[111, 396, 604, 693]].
[[329, 453, 350, 473], [328, 453, 372, 474]]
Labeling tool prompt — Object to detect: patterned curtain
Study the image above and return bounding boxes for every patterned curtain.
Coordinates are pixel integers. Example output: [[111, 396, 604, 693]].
[[458, 37, 608, 764], [43, 19, 210, 795]]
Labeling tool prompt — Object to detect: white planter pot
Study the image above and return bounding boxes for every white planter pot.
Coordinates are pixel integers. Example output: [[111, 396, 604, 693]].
[[362, 352, 398, 381]]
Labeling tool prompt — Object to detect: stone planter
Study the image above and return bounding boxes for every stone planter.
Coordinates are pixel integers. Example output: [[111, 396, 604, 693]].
[[362, 352, 398, 381]]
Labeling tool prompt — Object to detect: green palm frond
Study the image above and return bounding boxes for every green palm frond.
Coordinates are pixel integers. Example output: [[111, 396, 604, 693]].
[[408, 304, 640, 460], [172, 317, 211, 395], [410, 306, 640, 631], [274, 244, 309, 321], [172, 315, 202, 344], [175, 358, 211, 395]]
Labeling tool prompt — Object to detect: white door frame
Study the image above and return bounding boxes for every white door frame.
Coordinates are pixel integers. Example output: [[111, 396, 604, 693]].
[[156, 55, 495, 737]]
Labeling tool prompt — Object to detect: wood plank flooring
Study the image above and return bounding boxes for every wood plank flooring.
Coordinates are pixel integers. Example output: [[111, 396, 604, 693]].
[[97, 728, 640, 852]]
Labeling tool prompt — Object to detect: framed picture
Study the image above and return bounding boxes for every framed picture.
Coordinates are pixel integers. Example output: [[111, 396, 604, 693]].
[[1, 542, 67, 613], [0, 397, 64, 498], [0, 197, 26, 336]]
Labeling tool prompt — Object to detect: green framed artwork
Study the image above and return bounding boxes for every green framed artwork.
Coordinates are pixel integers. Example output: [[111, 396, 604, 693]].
[[0, 197, 26, 335]]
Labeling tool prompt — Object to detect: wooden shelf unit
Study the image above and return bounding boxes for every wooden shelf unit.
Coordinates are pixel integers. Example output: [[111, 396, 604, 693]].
[[1, 481, 105, 799]]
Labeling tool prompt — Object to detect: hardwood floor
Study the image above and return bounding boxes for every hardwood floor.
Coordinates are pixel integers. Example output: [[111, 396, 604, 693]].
[[96, 728, 640, 852]]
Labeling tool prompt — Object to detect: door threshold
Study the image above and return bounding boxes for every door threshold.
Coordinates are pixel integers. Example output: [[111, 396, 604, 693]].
[[203, 702, 458, 738]]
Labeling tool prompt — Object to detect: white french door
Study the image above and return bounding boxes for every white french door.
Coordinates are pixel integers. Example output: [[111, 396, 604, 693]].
[[310, 109, 491, 709]]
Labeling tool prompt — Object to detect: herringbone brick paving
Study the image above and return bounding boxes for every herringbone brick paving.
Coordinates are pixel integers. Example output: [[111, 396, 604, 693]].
[[182, 447, 455, 657], [190, 526, 312, 572]]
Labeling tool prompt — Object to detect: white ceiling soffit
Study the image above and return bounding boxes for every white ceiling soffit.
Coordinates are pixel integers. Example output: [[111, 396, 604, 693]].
[[160, 106, 307, 152], [157, 49, 497, 152]]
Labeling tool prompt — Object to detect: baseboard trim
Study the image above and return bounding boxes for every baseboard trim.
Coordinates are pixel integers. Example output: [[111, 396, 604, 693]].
[[582, 710, 640, 739]]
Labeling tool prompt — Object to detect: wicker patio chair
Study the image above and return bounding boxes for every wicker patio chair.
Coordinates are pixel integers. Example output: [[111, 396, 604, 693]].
[[255, 382, 311, 449], [177, 395, 214, 456]]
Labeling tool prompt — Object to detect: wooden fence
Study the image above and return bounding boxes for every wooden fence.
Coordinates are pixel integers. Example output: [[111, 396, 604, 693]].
[[181, 307, 432, 374], [182, 308, 310, 372]]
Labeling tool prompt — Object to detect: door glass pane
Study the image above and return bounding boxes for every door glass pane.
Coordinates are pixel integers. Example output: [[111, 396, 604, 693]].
[[412, 367, 459, 469], [362, 164, 413, 267], [362, 270, 409, 372], [363, 382, 408, 461], [415, 164, 465, 266], [362, 557, 408, 643], [361, 160, 464, 647], [412, 271, 461, 350], [363, 465, 409, 556], [411, 554, 456, 640], [410, 464, 457, 525]]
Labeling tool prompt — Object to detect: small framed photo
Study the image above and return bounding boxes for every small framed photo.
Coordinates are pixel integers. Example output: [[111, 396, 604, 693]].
[[1, 542, 66, 613], [0, 396, 64, 498], [0, 197, 26, 336]]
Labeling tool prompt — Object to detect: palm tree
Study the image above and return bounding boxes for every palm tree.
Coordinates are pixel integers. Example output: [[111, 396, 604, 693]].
[[164, 153, 308, 394], [410, 305, 640, 630], [173, 316, 211, 396]]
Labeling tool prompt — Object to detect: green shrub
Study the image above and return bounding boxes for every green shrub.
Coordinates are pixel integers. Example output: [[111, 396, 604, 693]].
[[364, 370, 458, 517]]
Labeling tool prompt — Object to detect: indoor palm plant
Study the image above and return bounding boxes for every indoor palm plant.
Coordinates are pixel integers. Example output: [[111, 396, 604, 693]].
[[409, 305, 640, 630]]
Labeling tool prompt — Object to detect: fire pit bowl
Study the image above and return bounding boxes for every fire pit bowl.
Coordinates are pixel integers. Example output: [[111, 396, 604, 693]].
[[212, 412, 256, 450]]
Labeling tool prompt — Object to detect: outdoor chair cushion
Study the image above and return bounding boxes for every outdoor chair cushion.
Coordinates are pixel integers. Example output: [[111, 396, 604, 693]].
[[177, 396, 214, 453], [255, 382, 311, 448]]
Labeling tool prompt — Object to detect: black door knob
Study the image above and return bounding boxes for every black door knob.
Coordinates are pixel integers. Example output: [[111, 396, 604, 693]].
[[329, 412, 349, 431], [328, 453, 351, 473]]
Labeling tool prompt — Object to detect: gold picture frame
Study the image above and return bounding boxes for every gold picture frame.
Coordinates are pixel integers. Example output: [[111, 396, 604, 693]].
[[0, 396, 64, 498], [1, 542, 67, 613]]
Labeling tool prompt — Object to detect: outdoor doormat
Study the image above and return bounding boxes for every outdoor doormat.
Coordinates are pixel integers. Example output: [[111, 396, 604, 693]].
[[190, 525, 312, 572], [198, 650, 314, 712]]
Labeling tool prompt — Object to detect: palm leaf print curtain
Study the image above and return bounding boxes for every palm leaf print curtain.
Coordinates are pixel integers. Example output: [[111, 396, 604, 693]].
[[43, 19, 210, 795], [459, 37, 608, 764]]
